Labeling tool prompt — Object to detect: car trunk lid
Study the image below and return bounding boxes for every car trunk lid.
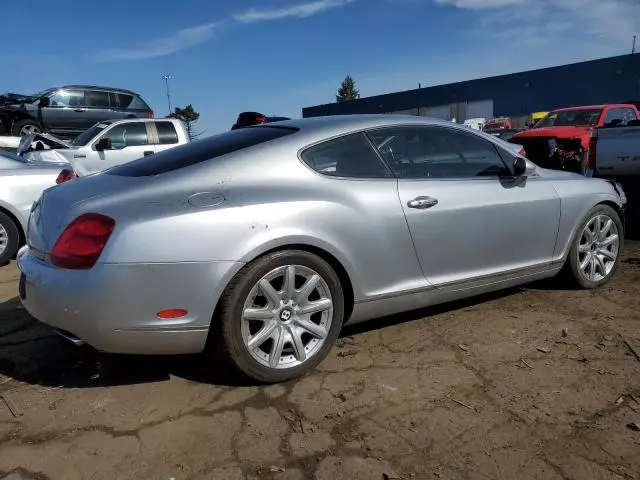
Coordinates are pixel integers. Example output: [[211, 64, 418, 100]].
[[28, 173, 149, 255]]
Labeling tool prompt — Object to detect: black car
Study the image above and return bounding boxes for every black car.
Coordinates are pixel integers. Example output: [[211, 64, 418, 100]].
[[231, 112, 291, 130], [0, 85, 154, 138]]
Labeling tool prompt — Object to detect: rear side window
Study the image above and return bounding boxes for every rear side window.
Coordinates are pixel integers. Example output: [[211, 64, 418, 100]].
[[128, 95, 151, 110], [301, 133, 391, 178], [156, 121, 179, 144], [85, 90, 110, 108], [108, 126, 298, 176]]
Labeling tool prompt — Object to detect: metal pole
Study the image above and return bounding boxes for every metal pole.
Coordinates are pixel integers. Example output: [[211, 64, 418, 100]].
[[633, 35, 636, 54], [162, 74, 172, 116]]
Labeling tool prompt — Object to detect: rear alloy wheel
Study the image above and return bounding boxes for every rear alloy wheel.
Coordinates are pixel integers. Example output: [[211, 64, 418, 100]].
[[216, 250, 344, 383], [566, 205, 623, 288], [12, 119, 42, 137], [0, 211, 20, 266]]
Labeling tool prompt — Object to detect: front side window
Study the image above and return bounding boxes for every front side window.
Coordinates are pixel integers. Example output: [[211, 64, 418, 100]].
[[367, 126, 510, 179], [300, 133, 391, 178], [99, 123, 149, 149], [603, 108, 636, 127], [49, 89, 85, 107]]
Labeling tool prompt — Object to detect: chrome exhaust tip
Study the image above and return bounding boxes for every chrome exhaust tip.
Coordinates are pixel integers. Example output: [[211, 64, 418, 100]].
[[53, 328, 86, 347]]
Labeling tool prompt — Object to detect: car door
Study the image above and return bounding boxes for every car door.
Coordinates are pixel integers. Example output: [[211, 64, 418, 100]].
[[78, 121, 154, 176], [40, 88, 87, 135], [367, 125, 561, 287]]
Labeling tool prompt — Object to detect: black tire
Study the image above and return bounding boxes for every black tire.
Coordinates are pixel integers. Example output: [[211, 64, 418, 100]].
[[0, 211, 20, 266], [564, 204, 624, 289], [11, 118, 42, 137], [214, 250, 345, 383]]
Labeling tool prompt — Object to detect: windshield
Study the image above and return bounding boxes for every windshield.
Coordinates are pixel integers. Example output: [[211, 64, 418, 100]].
[[25, 88, 56, 101], [71, 122, 111, 146], [536, 109, 603, 128]]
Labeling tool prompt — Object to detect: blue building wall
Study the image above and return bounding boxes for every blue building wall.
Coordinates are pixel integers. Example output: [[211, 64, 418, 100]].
[[302, 54, 640, 118]]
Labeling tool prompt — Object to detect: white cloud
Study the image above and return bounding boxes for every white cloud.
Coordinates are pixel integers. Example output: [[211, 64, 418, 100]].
[[234, 0, 356, 23], [94, 23, 217, 62], [436, 0, 640, 45], [435, 0, 524, 9]]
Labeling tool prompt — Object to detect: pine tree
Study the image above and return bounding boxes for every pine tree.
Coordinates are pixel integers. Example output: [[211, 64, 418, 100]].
[[336, 75, 360, 103], [168, 104, 203, 140]]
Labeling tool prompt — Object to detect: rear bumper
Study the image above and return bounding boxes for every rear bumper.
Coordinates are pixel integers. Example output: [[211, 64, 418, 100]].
[[17, 247, 242, 355]]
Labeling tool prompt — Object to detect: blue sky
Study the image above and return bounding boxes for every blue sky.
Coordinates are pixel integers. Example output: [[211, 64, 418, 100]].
[[2, 0, 638, 134]]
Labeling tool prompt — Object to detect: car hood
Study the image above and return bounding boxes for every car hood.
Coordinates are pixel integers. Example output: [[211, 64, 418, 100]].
[[513, 126, 592, 140], [17, 132, 71, 155], [0, 92, 30, 105]]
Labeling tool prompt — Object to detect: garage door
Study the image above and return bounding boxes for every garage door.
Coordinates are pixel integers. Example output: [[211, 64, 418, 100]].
[[466, 99, 494, 120], [423, 104, 451, 121]]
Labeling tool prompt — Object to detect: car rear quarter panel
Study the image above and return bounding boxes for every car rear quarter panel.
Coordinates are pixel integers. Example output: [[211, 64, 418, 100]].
[[550, 175, 624, 262], [89, 145, 426, 303]]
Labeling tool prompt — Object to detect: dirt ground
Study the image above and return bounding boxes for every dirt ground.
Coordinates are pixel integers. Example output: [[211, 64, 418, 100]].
[[0, 240, 639, 480]]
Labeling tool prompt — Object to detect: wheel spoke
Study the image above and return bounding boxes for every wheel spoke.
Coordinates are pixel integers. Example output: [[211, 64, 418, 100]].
[[296, 274, 320, 304], [283, 266, 296, 302], [259, 279, 281, 306], [600, 234, 619, 247], [593, 216, 601, 237], [288, 326, 307, 362], [589, 256, 597, 280], [595, 254, 607, 276], [599, 249, 616, 261], [583, 228, 594, 244], [295, 318, 327, 339], [247, 321, 278, 350], [243, 308, 273, 321], [580, 253, 591, 271], [578, 243, 590, 253], [599, 219, 613, 240], [269, 328, 286, 368], [299, 298, 333, 315]]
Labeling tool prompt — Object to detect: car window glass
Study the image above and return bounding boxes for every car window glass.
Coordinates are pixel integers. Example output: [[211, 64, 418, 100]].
[[101, 123, 148, 148], [603, 108, 636, 127], [127, 95, 151, 110], [85, 90, 110, 108], [301, 133, 391, 178], [367, 126, 510, 179], [156, 121, 179, 144], [109, 92, 118, 108], [49, 89, 85, 107], [116, 93, 134, 108]]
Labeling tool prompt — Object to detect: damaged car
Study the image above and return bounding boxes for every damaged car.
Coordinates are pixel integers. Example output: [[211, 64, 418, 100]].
[[0, 85, 154, 138], [511, 104, 640, 175]]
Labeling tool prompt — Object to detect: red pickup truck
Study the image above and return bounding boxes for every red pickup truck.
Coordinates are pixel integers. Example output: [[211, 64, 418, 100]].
[[510, 103, 640, 175]]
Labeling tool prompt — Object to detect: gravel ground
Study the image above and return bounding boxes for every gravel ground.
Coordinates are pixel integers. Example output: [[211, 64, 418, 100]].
[[0, 240, 639, 480]]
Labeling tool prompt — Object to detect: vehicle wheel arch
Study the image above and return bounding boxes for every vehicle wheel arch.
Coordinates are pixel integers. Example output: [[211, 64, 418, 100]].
[[0, 205, 25, 255]]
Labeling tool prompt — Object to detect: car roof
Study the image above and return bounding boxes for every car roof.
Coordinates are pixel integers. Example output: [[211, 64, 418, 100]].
[[55, 85, 139, 95], [552, 104, 634, 112]]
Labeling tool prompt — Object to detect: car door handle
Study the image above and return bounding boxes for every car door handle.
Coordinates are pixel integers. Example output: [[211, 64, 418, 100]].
[[143, 151, 154, 156], [407, 196, 438, 209], [73, 108, 86, 112]]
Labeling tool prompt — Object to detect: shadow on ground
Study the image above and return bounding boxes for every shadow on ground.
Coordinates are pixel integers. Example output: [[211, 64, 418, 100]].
[[0, 287, 522, 390]]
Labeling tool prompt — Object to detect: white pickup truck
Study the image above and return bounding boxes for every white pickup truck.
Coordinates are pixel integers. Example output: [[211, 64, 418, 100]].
[[590, 124, 640, 177], [18, 118, 189, 176]]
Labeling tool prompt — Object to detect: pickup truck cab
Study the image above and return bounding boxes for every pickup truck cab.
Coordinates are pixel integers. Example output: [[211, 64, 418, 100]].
[[20, 118, 189, 176], [511, 104, 640, 175]]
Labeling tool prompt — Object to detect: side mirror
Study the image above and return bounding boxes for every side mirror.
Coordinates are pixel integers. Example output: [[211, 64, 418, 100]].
[[95, 137, 112, 151], [513, 156, 536, 177], [38, 96, 50, 107]]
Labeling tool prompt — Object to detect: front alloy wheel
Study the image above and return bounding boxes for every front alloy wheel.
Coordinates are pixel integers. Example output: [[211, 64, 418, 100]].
[[216, 250, 344, 383]]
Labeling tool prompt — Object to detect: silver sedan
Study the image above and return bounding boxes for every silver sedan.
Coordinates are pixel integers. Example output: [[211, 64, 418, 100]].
[[17, 115, 627, 383]]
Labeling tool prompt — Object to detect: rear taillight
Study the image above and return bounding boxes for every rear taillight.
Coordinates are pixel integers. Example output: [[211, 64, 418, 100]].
[[50, 214, 115, 269], [147, 110, 154, 118], [55, 168, 78, 185], [587, 135, 597, 170]]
